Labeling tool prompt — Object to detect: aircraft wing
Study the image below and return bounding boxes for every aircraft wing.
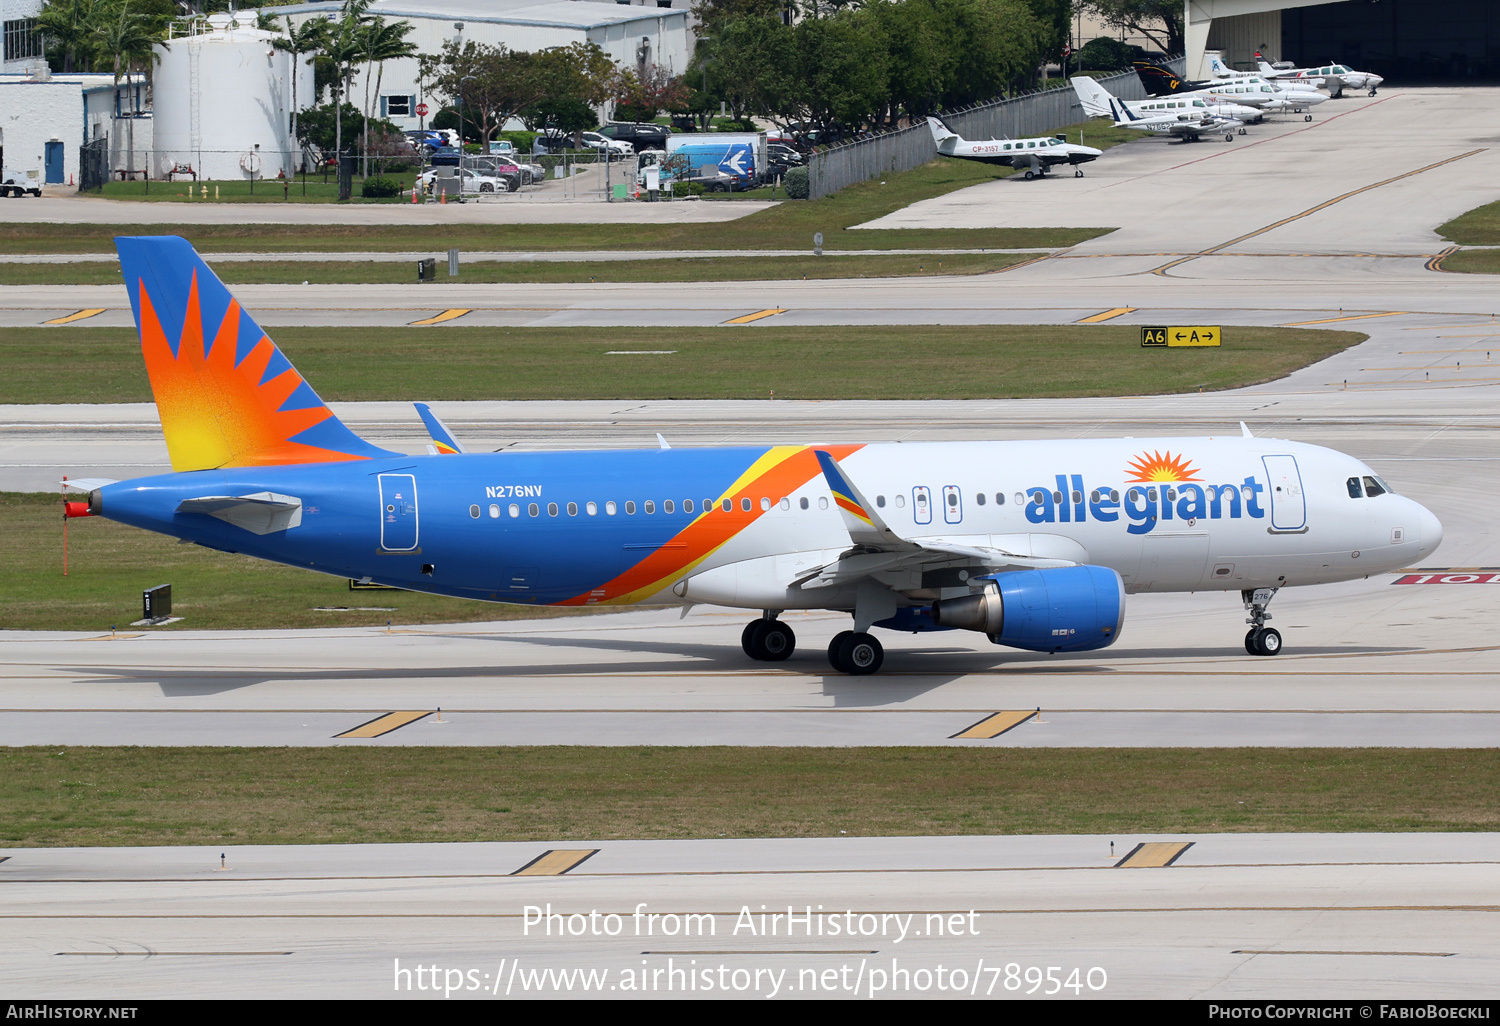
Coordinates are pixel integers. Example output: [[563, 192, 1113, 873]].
[[802, 450, 1081, 590]]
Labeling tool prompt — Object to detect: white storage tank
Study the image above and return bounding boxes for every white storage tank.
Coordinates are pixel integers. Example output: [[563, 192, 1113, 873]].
[[152, 14, 312, 181]]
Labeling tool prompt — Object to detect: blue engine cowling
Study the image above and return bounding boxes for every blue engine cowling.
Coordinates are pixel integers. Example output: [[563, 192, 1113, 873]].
[[930, 565, 1125, 653]]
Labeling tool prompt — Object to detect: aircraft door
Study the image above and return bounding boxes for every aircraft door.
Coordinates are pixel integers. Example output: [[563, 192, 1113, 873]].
[[379, 473, 419, 551], [912, 486, 932, 525], [1261, 455, 1306, 531], [942, 485, 963, 524]]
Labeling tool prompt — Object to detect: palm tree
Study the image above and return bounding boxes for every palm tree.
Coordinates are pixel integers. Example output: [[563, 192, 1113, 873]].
[[272, 16, 328, 173], [36, 0, 101, 73], [322, 1, 372, 176], [358, 16, 417, 176], [93, 2, 166, 179]]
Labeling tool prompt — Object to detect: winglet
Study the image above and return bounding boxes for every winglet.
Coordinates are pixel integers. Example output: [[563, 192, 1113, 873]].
[[414, 402, 467, 454], [813, 449, 907, 549], [1240, 421, 1253, 438]]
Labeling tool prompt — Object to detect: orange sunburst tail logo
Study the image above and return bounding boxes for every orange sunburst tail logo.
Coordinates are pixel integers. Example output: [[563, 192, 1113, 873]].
[[1125, 450, 1202, 483], [117, 236, 397, 471]]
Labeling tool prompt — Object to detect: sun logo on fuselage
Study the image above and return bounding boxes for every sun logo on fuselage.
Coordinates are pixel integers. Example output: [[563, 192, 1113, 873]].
[[1125, 450, 1201, 483]]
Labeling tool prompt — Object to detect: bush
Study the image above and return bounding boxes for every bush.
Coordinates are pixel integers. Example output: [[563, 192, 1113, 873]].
[[499, 131, 537, 154], [361, 175, 404, 198], [1076, 37, 1146, 72], [782, 165, 809, 199], [671, 180, 706, 197]]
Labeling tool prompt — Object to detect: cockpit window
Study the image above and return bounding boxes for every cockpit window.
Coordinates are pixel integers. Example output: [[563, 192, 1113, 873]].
[[1363, 476, 1386, 497], [1347, 477, 1362, 498]]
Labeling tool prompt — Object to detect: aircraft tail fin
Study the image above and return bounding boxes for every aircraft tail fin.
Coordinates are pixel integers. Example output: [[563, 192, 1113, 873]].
[[116, 236, 399, 473], [926, 116, 960, 152], [1070, 76, 1113, 118], [414, 402, 468, 455], [1133, 60, 1184, 96]]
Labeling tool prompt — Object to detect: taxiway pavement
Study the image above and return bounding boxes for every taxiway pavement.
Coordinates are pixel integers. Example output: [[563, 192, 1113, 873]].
[[2, 832, 1496, 999]]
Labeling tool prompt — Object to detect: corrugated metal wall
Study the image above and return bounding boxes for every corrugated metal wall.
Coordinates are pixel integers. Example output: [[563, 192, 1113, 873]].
[[807, 59, 1183, 200], [1207, 12, 1281, 69]]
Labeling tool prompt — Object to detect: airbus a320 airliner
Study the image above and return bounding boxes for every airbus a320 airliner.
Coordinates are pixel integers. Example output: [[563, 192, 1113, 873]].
[[64, 238, 1442, 674]]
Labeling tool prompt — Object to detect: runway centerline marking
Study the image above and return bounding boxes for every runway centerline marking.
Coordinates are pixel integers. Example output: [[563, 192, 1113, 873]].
[[1148, 147, 1486, 276], [722, 308, 787, 325], [511, 849, 599, 876], [333, 710, 432, 738], [1076, 307, 1137, 324], [1116, 842, 1194, 868], [407, 308, 472, 326], [951, 710, 1037, 739], [43, 309, 107, 325]]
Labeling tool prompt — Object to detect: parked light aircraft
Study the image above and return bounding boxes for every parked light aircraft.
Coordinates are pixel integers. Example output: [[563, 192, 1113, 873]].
[[63, 238, 1442, 673], [926, 117, 1101, 178], [1071, 76, 1256, 134], [1098, 92, 1242, 142], [1135, 61, 1326, 120], [1255, 52, 1383, 97]]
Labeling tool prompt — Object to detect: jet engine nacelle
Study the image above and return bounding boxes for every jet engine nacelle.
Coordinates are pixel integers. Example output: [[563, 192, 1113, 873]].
[[930, 565, 1125, 653]]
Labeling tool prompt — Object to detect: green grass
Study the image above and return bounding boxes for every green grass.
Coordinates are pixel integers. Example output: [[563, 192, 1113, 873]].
[[2, 118, 1136, 254], [0, 252, 1037, 287], [0, 491, 603, 632], [96, 169, 420, 204], [1436, 199, 1500, 245], [1440, 248, 1500, 274], [1, 747, 1494, 846], [0, 325, 1366, 404]]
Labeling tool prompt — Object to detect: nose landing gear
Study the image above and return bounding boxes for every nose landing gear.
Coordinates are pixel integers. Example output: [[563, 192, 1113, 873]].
[[1074, 168, 1085, 178], [1242, 587, 1282, 656], [742, 612, 795, 661]]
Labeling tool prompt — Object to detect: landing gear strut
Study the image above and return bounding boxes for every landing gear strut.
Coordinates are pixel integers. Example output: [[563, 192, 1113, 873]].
[[742, 612, 795, 661], [827, 630, 883, 675], [1242, 587, 1282, 656]]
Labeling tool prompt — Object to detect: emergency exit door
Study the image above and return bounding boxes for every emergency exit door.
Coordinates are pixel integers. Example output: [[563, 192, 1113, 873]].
[[379, 474, 419, 550]]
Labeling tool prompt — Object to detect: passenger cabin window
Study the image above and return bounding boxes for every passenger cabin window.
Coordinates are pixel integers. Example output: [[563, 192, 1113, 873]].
[[586, 501, 597, 515], [509, 503, 520, 517], [779, 498, 790, 511], [818, 497, 828, 510], [741, 498, 751, 511], [528, 503, 539, 517], [625, 501, 636, 514], [995, 493, 1005, 505], [469, 505, 480, 518], [605, 501, 617, 515], [644, 500, 655, 514], [684, 499, 694, 513], [723, 499, 733, 512], [895, 494, 905, 508], [664, 500, 674, 513], [876, 495, 885, 507], [567, 502, 578, 516], [799, 497, 809, 510], [1347, 477, 1362, 498], [975, 493, 985, 506], [548, 502, 559, 516], [489, 504, 500, 518], [1362, 476, 1386, 497]]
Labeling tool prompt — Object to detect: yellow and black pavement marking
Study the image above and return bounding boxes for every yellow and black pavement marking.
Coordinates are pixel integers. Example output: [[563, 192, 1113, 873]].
[[722, 308, 787, 325], [43, 308, 107, 325], [408, 308, 472, 326], [951, 710, 1037, 739], [334, 710, 433, 739], [1115, 841, 1194, 868], [1426, 246, 1460, 273], [511, 849, 599, 876], [1076, 307, 1136, 324]]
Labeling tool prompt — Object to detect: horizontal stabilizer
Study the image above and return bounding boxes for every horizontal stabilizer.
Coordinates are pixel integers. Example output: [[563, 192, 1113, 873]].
[[177, 491, 303, 535], [61, 478, 118, 493]]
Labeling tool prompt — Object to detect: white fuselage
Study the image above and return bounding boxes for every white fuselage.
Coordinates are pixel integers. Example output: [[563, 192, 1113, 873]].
[[674, 436, 1441, 612]]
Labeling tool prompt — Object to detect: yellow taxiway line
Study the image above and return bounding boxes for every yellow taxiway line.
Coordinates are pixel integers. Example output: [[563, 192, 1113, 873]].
[[407, 308, 472, 326]]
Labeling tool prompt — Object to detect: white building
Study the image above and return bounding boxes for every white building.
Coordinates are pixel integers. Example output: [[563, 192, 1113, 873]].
[[267, 0, 693, 133], [0, 69, 123, 184], [2, 0, 43, 75]]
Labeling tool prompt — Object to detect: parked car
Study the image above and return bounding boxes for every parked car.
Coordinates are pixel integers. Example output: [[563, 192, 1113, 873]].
[[767, 143, 802, 164], [537, 130, 632, 155], [416, 166, 517, 194], [463, 156, 530, 186], [599, 122, 672, 152]]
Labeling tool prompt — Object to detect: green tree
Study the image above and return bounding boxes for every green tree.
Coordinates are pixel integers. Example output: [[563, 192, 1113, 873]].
[[863, 0, 949, 123], [790, 12, 887, 132], [1075, 0, 1182, 56], [420, 41, 545, 153], [694, 15, 794, 124], [271, 15, 328, 171], [92, 2, 166, 177], [37, 0, 102, 72], [322, 0, 374, 162], [358, 16, 417, 175], [612, 65, 690, 124]]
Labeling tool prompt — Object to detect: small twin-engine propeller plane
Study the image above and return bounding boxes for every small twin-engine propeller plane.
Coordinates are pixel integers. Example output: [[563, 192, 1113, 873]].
[[64, 238, 1443, 673], [926, 116, 1102, 178], [1255, 52, 1384, 97], [1100, 92, 1244, 142]]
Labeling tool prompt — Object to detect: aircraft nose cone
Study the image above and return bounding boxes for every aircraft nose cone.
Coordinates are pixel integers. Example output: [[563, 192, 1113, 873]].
[[1415, 503, 1443, 559]]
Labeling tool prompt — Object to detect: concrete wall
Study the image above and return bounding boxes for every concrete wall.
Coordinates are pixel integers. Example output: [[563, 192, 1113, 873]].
[[0, 79, 82, 183]]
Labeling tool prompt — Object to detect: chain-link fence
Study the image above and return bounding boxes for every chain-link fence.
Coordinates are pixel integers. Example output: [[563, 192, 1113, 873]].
[[78, 137, 109, 193], [807, 61, 1184, 200]]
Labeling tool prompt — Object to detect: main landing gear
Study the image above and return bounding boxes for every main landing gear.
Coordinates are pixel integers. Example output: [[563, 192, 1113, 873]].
[[1242, 587, 1282, 656], [1304, 114, 1314, 122], [1074, 168, 1085, 178], [742, 612, 795, 661], [1225, 133, 1235, 142], [827, 630, 884, 675]]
